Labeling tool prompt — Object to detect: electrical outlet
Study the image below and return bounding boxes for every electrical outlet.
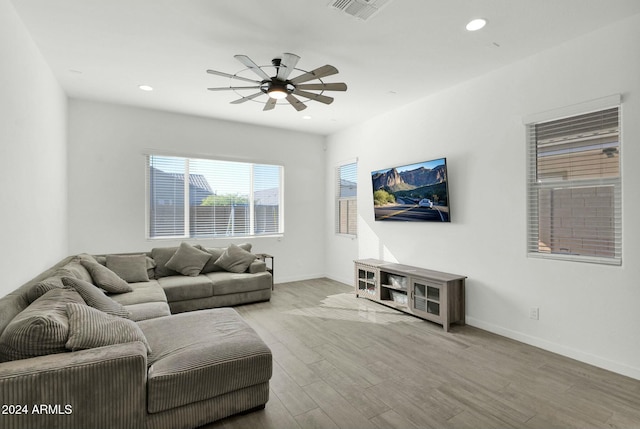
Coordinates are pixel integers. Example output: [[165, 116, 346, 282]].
[[529, 307, 539, 320]]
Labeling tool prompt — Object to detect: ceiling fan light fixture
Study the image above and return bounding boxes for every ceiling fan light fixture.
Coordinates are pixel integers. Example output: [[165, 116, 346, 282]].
[[268, 88, 289, 100], [466, 18, 487, 31]]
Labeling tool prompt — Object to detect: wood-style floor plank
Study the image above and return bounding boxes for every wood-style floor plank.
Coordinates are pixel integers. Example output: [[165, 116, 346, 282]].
[[201, 278, 640, 429]]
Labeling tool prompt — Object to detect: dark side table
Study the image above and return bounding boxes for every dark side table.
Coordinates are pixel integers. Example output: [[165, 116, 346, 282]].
[[256, 253, 274, 290]]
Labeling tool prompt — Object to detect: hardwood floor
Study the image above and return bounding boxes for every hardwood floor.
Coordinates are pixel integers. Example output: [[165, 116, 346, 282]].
[[203, 278, 640, 429]]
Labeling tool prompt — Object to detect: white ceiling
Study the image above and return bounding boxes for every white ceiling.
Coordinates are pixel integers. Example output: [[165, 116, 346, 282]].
[[10, 0, 640, 135]]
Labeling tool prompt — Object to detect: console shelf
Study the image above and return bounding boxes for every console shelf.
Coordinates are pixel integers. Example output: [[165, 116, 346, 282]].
[[354, 259, 466, 332]]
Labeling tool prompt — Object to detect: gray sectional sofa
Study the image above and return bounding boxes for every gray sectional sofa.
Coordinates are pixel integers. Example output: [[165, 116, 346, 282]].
[[0, 242, 273, 429]]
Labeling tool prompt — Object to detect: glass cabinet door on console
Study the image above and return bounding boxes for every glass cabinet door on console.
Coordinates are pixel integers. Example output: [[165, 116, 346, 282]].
[[355, 263, 379, 300], [409, 279, 443, 324]]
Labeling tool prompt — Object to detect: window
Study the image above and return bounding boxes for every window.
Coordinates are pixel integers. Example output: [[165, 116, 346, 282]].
[[336, 160, 357, 235], [525, 99, 621, 265], [147, 155, 283, 239]]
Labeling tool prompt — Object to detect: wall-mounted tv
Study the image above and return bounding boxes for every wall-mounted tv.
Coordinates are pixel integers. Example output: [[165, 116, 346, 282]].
[[371, 157, 450, 222]]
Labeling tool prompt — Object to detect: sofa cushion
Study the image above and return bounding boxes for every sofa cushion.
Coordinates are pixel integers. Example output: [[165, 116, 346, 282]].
[[106, 254, 150, 283], [62, 277, 130, 319], [65, 302, 151, 353], [165, 242, 211, 277], [214, 244, 257, 273], [0, 287, 85, 361], [124, 302, 172, 322], [206, 271, 272, 296], [157, 275, 213, 302], [80, 259, 133, 293], [151, 247, 181, 278], [138, 308, 272, 414], [109, 280, 167, 306], [198, 247, 225, 273]]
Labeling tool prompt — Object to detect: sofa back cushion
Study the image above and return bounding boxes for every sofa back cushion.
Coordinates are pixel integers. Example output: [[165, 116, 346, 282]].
[[151, 247, 181, 278], [58, 257, 91, 282], [0, 287, 85, 362]]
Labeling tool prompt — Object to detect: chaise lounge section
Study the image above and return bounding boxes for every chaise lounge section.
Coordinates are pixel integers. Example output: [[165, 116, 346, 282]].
[[0, 242, 273, 429]]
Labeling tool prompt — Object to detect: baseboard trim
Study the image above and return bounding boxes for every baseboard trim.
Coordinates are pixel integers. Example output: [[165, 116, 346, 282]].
[[466, 316, 640, 381], [274, 273, 328, 284]]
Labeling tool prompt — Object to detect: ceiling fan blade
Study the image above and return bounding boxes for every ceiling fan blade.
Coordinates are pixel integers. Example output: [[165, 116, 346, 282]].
[[207, 86, 261, 91], [296, 82, 347, 92], [230, 92, 264, 104], [290, 65, 339, 84], [285, 94, 307, 111], [263, 98, 277, 111], [276, 53, 300, 81], [206, 69, 261, 84], [234, 55, 271, 81], [293, 89, 334, 105]]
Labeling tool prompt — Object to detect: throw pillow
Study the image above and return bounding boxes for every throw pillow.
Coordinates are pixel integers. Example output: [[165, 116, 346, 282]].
[[62, 277, 130, 319], [95, 255, 156, 280], [65, 303, 151, 353], [26, 276, 64, 304], [106, 254, 149, 283], [198, 243, 252, 273], [165, 242, 211, 276], [79, 259, 133, 293], [0, 287, 85, 361], [214, 243, 257, 273]]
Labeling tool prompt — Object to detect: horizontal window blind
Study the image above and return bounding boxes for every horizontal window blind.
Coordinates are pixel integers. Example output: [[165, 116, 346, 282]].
[[336, 161, 357, 235], [148, 156, 186, 238], [147, 155, 283, 239], [526, 106, 621, 265]]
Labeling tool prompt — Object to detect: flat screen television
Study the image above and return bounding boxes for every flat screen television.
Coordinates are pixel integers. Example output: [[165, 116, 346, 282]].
[[371, 157, 450, 222]]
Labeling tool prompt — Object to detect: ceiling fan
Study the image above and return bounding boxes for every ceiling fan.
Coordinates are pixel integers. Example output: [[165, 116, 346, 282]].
[[206, 53, 347, 111]]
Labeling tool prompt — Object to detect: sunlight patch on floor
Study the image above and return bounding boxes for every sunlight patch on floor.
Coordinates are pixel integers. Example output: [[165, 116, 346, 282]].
[[283, 292, 422, 325]]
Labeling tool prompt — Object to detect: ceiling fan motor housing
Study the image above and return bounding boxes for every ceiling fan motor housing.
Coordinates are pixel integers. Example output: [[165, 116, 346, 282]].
[[260, 80, 294, 99]]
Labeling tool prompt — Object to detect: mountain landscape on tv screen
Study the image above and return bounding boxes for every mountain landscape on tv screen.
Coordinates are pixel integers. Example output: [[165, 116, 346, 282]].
[[372, 164, 447, 193]]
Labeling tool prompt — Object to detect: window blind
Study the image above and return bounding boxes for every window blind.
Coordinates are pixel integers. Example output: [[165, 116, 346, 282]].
[[336, 161, 357, 235], [147, 155, 283, 239], [526, 106, 621, 265], [148, 156, 186, 238]]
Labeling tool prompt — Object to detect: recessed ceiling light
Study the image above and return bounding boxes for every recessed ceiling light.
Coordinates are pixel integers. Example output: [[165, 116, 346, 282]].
[[302, 115, 312, 120], [138, 85, 154, 91], [466, 18, 487, 31]]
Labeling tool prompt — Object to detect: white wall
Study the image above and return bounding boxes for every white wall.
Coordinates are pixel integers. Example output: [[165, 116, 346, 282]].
[[67, 100, 325, 283], [325, 14, 640, 379], [0, 0, 68, 295]]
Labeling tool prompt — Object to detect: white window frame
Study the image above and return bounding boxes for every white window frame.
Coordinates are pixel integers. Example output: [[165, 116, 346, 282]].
[[524, 95, 622, 265], [146, 154, 284, 239], [336, 159, 358, 237]]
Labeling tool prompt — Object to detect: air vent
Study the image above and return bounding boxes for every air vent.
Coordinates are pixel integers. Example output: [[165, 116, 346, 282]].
[[328, 0, 392, 21]]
